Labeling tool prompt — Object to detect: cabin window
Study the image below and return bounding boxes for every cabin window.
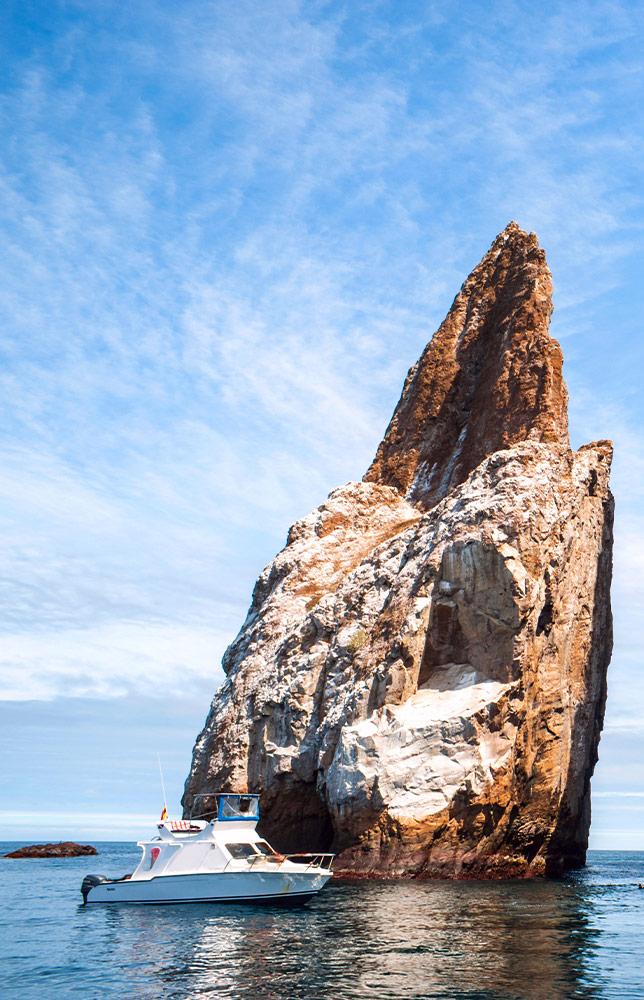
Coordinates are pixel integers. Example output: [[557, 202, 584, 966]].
[[218, 795, 260, 821], [254, 841, 276, 856], [225, 843, 258, 860]]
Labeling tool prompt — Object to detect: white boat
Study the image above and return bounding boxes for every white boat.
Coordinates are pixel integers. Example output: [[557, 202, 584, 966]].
[[81, 793, 333, 906]]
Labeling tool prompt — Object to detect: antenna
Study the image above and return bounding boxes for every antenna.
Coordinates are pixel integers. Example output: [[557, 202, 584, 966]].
[[157, 753, 168, 816]]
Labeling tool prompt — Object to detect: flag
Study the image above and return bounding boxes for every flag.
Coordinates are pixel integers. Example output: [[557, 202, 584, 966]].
[[160, 805, 168, 821]]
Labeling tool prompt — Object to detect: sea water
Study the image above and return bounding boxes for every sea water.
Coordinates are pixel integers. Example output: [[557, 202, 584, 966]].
[[1, 844, 643, 999]]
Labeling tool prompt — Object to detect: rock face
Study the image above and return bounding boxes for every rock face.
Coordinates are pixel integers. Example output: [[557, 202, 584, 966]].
[[184, 223, 614, 878], [365, 223, 569, 507], [5, 842, 98, 858]]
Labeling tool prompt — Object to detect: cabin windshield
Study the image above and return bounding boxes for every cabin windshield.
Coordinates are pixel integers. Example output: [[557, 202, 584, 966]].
[[217, 794, 260, 821], [225, 843, 258, 860]]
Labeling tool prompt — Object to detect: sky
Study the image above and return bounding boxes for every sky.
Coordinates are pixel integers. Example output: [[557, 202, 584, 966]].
[[1, 0, 643, 847]]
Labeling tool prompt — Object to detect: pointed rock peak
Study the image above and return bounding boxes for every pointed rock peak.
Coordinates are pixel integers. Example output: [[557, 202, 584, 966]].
[[365, 225, 569, 507], [492, 219, 541, 253]]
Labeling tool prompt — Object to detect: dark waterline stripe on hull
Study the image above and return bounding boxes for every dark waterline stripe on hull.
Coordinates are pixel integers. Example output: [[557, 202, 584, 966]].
[[85, 891, 318, 906]]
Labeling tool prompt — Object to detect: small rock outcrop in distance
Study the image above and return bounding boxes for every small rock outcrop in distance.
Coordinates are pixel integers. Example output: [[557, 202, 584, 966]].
[[183, 223, 614, 879], [5, 842, 98, 858]]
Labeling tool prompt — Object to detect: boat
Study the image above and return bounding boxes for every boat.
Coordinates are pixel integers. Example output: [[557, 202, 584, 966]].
[[80, 793, 333, 906]]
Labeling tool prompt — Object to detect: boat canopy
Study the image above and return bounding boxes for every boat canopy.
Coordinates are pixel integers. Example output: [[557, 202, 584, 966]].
[[216, 793, 260, 822]]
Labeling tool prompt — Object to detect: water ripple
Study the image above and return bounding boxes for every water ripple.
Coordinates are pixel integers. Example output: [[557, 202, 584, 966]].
[[1, 846, 643, 999]]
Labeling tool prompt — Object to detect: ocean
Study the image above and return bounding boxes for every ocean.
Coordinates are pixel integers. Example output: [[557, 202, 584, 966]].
[[1, 844, 643, 999]]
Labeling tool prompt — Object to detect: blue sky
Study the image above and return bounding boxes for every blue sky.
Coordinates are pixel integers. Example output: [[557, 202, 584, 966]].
[[1, 0, 643, 847]]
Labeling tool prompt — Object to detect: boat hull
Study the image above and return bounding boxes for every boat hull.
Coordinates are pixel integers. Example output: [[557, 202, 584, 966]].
[[84, 869, 331, 905]]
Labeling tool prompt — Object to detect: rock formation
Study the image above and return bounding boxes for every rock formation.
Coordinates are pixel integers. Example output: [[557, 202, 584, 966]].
[[5, 842, 98, 858], [183, 223, 614, 877]]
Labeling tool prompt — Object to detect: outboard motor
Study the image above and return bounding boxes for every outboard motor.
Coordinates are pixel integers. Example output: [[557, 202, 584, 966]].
[[81, 874, 108, 904]]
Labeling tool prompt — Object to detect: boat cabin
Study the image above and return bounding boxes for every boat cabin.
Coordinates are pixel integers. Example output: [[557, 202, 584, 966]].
[[131, 794, 277, 880]]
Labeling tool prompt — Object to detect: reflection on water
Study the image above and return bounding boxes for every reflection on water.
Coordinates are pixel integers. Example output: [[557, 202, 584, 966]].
[[2, 847, 643, 999], [99, 880, 604, 1000]]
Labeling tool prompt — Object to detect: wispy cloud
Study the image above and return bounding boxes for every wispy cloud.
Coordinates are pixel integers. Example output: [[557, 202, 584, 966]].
[[0, 809, 160, 840], [0, 622, 229, 701]]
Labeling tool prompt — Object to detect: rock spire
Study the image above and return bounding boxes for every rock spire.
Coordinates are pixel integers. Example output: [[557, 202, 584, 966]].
[[366, 222, 569, 507]]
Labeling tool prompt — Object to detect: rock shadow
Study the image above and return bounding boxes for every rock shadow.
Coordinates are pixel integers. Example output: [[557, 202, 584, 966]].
[[418, 539, 520, 689]]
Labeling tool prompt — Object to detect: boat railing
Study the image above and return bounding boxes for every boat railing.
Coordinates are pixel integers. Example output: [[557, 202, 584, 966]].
[[222, 852, 334, 872], [282, 853, 334, 871]]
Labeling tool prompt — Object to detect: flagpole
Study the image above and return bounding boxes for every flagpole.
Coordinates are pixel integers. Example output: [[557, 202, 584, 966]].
[[157, 753, 168, 818]]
